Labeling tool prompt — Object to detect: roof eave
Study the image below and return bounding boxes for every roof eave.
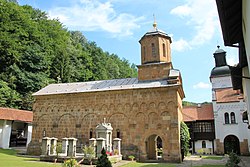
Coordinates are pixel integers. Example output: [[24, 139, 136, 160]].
[[215, 0, 243, 46]]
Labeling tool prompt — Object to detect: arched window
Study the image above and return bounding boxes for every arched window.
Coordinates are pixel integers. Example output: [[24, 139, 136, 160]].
[[89, 129, 93, 138], [231, 112, 236, 124], [162, 43, 166, 57], [225, 113, 229, 124], [116, 129, 120, 138], [151, 43, 156, 57], [202, 141, 206, 148], [143, 46, 146, 61]]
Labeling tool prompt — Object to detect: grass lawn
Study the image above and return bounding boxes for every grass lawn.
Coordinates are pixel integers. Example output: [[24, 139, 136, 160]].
[[0, 149, 60, 167], [120, 162, 225, 167], [202, 156, 224, 160], [195, 165, 225, 167], [120, 162, 176, 167], [121, 162, 225, 167]]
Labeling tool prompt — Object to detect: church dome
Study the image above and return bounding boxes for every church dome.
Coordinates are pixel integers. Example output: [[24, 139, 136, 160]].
[[210, 45, 230, 77], [210, 65, 231, 77]]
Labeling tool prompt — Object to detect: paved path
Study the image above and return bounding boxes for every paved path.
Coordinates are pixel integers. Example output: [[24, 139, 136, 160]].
[[107, 155, 250, 167], [12, 148, 250, 167]]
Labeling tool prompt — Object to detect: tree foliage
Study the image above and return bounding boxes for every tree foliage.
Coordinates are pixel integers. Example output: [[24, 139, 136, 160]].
[[0, 0, 137, 110], [96, 148, 112, 167], [180, 121, 190, 157]]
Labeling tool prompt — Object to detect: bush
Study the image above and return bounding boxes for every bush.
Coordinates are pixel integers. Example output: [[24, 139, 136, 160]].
[[128, 155, 135, 161], [180, 122, 190, 156], [62, 159, 80, 167], [96, 148, 112, 167], [82, 144, 95, 165], [226, 152, 241, 167]]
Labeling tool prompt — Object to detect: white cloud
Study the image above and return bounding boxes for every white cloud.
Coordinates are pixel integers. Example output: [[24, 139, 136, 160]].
[[227, 56, 238, 66], [193, 82, 211, 89], [48, 0, 144, 38], [170, 5, 191, 17], [171, 38, 191, 52], [170, 0, 219, 50]]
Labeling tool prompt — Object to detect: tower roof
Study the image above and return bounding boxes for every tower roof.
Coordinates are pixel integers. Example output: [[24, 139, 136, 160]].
[[139, 22, 172, 43], [210, 46, 230, 77], [214, 45, 226, 54]]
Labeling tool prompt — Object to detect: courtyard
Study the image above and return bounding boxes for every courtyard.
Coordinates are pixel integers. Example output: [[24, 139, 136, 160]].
[[1, 148, 250, 167]]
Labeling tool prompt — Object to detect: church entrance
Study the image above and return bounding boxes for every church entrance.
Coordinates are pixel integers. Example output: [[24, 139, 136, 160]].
[[224, 135, 240, 154], [146, 135, 162, 160]]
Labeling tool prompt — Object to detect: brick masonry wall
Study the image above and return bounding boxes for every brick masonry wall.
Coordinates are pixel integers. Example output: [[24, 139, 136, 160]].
[[28, 86, 182, 162], [215, 138, 249, 155], [137, 62, 172, 81]]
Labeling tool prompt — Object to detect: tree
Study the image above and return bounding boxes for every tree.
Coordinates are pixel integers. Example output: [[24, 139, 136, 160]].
[[0, 0, 138, 110], [96, 148, 112, 167], [82, 144, 95, 166], [180, 121, 190, 161]]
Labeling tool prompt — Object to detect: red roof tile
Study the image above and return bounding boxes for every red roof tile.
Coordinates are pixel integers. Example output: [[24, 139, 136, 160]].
[[0, 107, 33, 123], [183, 104, 214, 122], [215, 88, 243, 103]]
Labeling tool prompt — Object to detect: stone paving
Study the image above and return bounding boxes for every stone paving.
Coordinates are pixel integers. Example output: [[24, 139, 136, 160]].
[[105, 155, 250, 167]]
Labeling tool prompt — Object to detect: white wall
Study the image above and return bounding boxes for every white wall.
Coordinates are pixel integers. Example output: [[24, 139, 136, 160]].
[[194, 140, 213, 154], [213, 100, 250, 150], [0, 120, 12, 149], [243, 0, 250, 130], [26, 123, 32, 147], [0, 120, 4, 148], [211, 76, 232, 89]]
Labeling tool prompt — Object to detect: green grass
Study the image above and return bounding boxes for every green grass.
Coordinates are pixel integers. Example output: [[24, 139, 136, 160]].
[[0, 149, 60, 167], [195, 165, 225, 167], [120, 162, 176, 167], [120, 162, 225, 167], [202, 156, 224, 160]]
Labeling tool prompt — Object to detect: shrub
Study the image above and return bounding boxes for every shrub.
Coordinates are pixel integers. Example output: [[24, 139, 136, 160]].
[[96, 148, 112, 167], [82, 144, 95, 165], [180, 121, 190, 161], [56, 142, 62, 157], [62, 159, 80, 167], [128, 155, 135, 161], [226, 152, 241, 167]]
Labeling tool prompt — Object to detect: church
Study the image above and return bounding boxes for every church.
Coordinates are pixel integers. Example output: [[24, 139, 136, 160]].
[[27, 22, 185, 162]]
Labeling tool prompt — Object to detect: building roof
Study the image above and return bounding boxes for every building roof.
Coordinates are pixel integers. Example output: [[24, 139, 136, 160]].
[[215, 0, 242, 46], [0, 107, 33, 123], [215, 88, 243, 103], [210, 66, 231, 77], [183, 104, 214, 122], [33, 76, 181, 96]]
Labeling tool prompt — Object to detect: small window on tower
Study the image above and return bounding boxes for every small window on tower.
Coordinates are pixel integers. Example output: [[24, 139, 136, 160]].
[[90, 129, 93, 138], [143, 46, 146, 61], [163, 43, 166, 57], [151, 43, 156, 57], [116, 129, 120, 138]]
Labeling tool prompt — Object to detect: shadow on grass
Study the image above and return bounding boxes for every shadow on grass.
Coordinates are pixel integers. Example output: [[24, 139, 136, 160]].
[[23, 158, 40, 162], [0, 148, 17, 156]]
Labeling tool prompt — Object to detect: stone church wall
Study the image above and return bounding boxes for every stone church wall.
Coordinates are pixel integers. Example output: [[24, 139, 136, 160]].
[[28, 86, 182, 162]]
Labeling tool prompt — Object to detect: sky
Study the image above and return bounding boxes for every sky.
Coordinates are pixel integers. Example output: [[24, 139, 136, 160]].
[[18, 0, 239, 103]]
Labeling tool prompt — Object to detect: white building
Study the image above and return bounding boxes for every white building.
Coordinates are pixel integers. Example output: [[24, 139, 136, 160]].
[[183, 104, 215, 155], [0, 107, 33, 149], [216, 0, 250, 129], [210, 47, 250, 155]]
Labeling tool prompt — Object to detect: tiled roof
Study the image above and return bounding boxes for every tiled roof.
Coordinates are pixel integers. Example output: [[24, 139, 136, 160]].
[[33, 75, 180, 96], [215, 88, 243, 103], [0, 107, 33, 123], [183, 104, 214, 122]]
